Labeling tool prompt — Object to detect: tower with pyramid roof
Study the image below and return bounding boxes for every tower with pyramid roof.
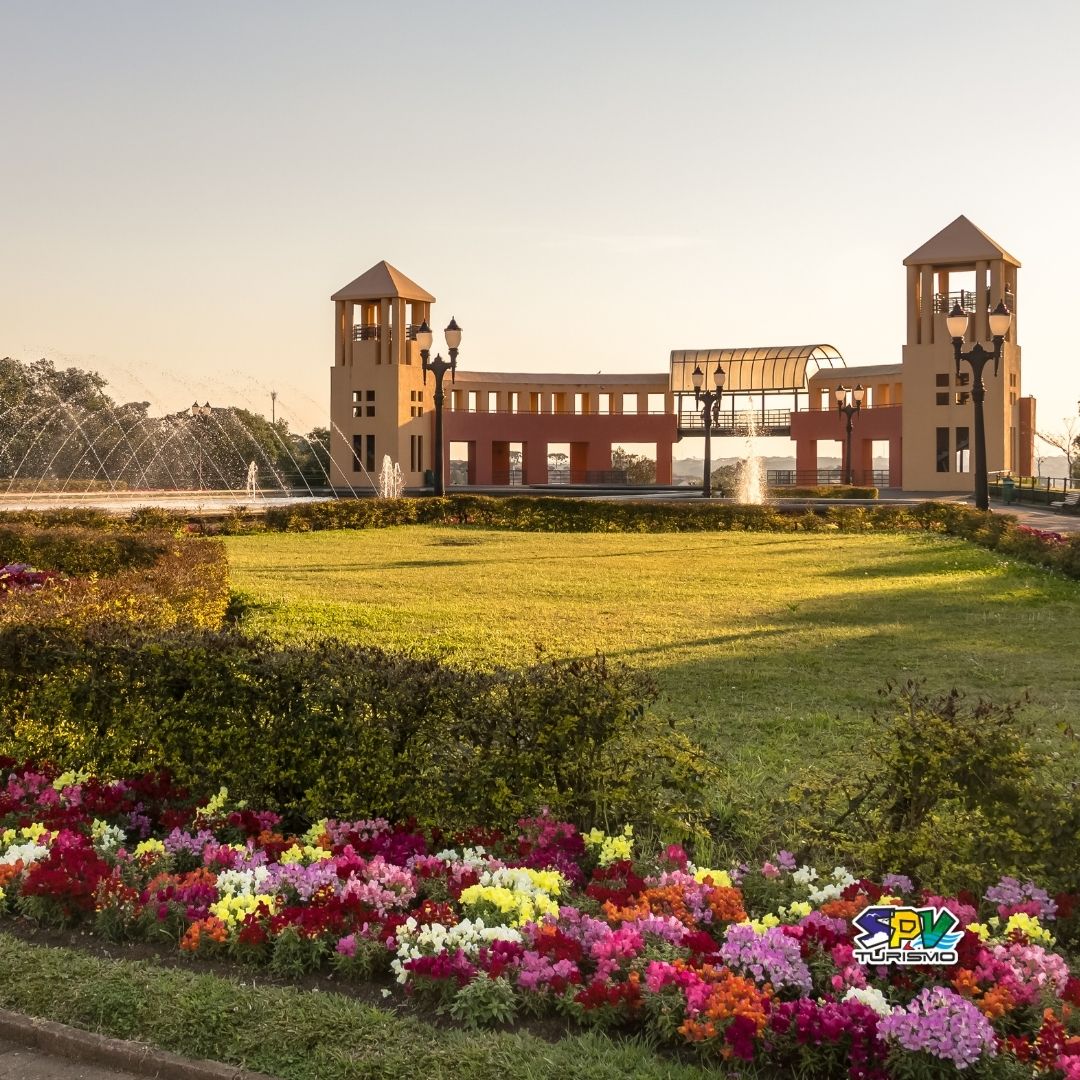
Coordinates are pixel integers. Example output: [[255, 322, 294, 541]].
[[329, 261, 436, 487], [901, 216, 1030, 491]]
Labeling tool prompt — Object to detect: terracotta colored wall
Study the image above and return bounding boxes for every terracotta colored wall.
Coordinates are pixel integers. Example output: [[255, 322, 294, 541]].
[[789, 405, 903, 487], [443, 411, 678, 484]]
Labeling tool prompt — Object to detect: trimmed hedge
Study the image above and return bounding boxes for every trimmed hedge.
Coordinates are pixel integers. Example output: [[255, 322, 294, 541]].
[[0, 522, 172, 575], [5, 497, 1080, 579], [0, 623, 717, 836], [0, 530, 229, 632]]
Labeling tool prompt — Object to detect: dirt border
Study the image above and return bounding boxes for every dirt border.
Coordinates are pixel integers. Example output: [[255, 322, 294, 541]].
[[0, 1008, 275, 1080]]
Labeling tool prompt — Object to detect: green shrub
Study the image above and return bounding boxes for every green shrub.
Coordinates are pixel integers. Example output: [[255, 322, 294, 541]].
[[0, 523, 172, 575], [0, 536, 229, 632], [790, 683, 1080, 894], [0, 624, 718, 838]]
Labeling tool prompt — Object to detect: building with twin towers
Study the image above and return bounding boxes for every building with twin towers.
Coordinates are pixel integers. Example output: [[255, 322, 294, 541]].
[[329, 216, 1034, 493]]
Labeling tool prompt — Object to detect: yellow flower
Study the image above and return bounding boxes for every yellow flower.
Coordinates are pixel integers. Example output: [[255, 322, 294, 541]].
[[582, 826, 635, 867], [301, 819, 330, 847], [966, 922, 990, 941], [208, 893, 277, 927], [744, 913, 781, 934], [781, 900, 813, 920], [694, 867, 733, 889], [1003, 912, 1054, 946], [134, 838, 167, 859], [279, 844, 331, 865]]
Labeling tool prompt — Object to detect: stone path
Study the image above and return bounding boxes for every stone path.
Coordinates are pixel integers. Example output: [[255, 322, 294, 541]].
[[0, 1038, 143, 1079], [0, 1009, 273, 1080]]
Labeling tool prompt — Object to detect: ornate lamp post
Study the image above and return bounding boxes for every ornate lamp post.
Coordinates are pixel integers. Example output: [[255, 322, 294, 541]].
[[834, 384, 865, 486], [946, 300, 1013, 511], [417, 317, 462, 496], [692, 362, 726, 497]]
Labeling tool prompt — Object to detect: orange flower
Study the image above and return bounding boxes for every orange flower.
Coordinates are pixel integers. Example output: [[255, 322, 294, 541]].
[[707, 886, 747, 924], [0, 861, 24, 889], [179, 916, 228, 953], [677, 968, 770, 1049], [978, 984, 1014, 1019], [820, 896, 865, 921]]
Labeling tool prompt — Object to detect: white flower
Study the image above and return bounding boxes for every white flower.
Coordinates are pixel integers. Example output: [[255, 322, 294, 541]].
[[216, 866, 270, 897], [843, 986, 893, 1017], [792, 865, 819, 886], [0, 841, 49, 867], [389, 917, 522, 984]]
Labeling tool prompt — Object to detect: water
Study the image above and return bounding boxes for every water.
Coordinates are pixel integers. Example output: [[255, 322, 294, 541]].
[[0, 354, 380, 505], [735, 409, 767, 505], [378, 455, 404, 498]]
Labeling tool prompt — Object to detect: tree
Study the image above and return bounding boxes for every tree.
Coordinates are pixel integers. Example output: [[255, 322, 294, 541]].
[[547, 451, 569, 480], [611, 446, 656, 486], [1036, 414, 1080, 479], [0, 355, 315, 493]]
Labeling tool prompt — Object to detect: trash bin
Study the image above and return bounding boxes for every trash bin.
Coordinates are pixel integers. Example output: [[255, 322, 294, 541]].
[[1001, 476, 1016, 504], [423, 468, 435, 489]]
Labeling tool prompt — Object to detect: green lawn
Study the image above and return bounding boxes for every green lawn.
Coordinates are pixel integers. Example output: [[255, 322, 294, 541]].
[[225, 526, 1080, 790]]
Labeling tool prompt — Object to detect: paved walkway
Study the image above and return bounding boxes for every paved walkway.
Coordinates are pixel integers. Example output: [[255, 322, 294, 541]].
[[0, 1039, 142, 1079], [0, 1009, 272, 1080]]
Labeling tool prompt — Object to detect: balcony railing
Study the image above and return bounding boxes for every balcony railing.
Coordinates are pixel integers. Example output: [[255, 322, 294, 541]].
[[352, 324, 423, 341], [931, 290, 1016, 315], [767, 469, 892, 488], [678, 408, 793, 436]]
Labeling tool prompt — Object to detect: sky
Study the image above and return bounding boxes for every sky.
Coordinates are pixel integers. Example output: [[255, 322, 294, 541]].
[[3, 0, 1079, 454]]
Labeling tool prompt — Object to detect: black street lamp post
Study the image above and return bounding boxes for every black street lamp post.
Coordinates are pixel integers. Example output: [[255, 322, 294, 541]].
[[417, 317, 462, 497], [946, 301, 1013, 511], [834, 384, 865, 486], [692, 362, 726, 497]]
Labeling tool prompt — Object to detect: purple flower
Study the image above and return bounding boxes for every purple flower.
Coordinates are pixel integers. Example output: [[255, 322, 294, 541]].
[[877, 987, 996, 1069], [720, 924, 812, 995], [985, 876, 1057, 921], [775, 850, 797, 871], [881, 873, 913, 894]]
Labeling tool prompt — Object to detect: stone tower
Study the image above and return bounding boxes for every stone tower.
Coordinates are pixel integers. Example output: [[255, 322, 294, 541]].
[[901, 216, 1024, 491], [329, 261, 434, 488]]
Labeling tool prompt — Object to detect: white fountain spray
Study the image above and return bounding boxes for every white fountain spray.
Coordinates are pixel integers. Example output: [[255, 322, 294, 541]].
[[378, 455, 405, 498], [735, 408, 767, 505]]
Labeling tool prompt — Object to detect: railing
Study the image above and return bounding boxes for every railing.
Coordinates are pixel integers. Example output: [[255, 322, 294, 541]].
[[931, 290, 1016, 315], [678, 408, 793, 435], [445, 406, 671, 416], [352, 324, 422, 341], [541, 468, 634, 486], [767, 469, 891, 488], [988, 474, 1080, 506]]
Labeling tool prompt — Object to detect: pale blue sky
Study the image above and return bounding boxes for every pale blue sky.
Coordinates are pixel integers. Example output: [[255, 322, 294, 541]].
[[3, 1, 1078, 447]]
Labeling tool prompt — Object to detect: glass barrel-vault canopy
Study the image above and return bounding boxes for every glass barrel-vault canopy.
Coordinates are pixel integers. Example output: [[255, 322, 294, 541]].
[[669, 344, 845, 395]]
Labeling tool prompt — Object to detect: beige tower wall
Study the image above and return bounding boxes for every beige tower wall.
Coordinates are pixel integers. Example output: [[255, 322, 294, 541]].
[[329, 287, 434, 488], [900, 243, 1020, 494]]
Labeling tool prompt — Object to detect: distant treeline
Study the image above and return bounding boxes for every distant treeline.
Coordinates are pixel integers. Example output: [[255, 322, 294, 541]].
[[0, 356, 330, 491]]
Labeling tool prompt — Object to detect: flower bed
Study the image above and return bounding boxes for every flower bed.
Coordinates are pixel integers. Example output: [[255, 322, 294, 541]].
[[2, 760, 1078, 1077], [0, 562, 60, 595]]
